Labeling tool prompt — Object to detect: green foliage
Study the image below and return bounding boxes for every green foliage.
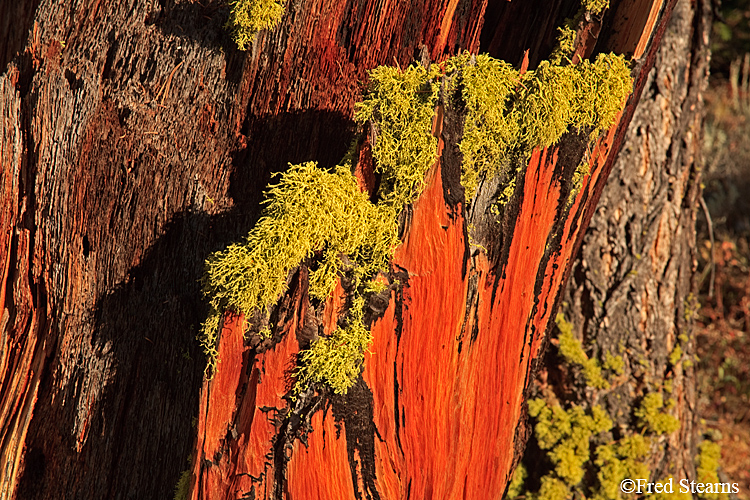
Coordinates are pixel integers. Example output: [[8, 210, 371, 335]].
[[555, 313, 610, 389], [528, 399, 613, 487], [200, 162, 398, 379], [635, 393, 681, 435], [174, 470, 191, 500], [354, 64, 441, 210], [696, 441, 722, 500], [226, 0, 286, 50], [582, 0, 610, 14]]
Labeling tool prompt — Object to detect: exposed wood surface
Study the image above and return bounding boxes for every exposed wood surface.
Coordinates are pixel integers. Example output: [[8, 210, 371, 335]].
[[1, 0, 486, 497], [186, 2, 681, 495], [0, 0, 680, 498]]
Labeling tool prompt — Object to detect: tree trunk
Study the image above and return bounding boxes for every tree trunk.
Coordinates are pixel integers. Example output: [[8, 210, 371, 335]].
[[1, 1, 678, 499], [516, 0, 711, 495]]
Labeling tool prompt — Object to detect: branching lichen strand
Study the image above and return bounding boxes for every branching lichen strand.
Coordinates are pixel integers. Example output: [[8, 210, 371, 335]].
[[448, 52, 632, 199], [354, 64, 441, 211], [295, 295, 371, 395], [226, 0, 286, 50], [200, 162, 397, 379], [527, 399, 613, 488], [582, 0, 610, 15], [555, 313, 610, 389], [446, 53, 520, 197]]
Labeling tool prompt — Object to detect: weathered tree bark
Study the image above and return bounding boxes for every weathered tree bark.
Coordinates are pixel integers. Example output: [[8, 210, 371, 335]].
[[1, 1, 679, 499], [519, 0, 710, 492]]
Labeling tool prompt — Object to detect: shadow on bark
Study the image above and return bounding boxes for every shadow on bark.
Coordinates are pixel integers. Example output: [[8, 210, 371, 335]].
[[16, 107, 354, 499]]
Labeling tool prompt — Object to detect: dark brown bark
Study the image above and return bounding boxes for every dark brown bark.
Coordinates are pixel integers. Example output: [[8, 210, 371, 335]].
[[0, 0, 679, 499], [524, 0, 710, 487]]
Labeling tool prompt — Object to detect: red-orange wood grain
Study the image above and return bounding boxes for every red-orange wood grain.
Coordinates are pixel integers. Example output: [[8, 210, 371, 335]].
[[0, 0, 681, 497], [189, 0, 680, 494], [190, 112, 657, 500]]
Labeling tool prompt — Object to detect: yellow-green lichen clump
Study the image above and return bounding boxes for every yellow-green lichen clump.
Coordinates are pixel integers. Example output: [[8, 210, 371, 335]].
[[528, 399, 612, 487], [226, 0, 286, 50], [555, 313, 610, 389], [199, 49, 633, 394], [200, 163, 398, 380], [295, 295, 371, 395], [354, 64, 441, 210], [583, 0, 610, 14], [516, 392, 689, 500], [509, 315, 692, 500], [447, 51, 632, 199], [200, 65, 442, 391]]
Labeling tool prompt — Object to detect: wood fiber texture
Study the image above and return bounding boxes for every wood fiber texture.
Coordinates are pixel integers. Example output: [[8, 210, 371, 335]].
[[1, 0, 485, 497], [0, 0, 678, 498], [187, 1, 680, 498]]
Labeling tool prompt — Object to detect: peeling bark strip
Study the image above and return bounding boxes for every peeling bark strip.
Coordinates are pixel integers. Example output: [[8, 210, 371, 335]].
[[0, 0, 677, 498]]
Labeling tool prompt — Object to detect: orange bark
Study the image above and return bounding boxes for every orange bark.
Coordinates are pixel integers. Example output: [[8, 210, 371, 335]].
[[187, 0, 681, 494]]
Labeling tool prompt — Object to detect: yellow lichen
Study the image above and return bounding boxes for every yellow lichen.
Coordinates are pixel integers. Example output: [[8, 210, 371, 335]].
[[354, 63, 441, 211], [200, 162, 397, 380], [226, 0, 286, 50], [555, 313, 610, 389], [583, 0, 610, 15], [568, 157, 591, 206], [201, 64, 442, 391], [550, 24, 577, 65], [201, 19, 633, 396], [669, 344, 683, 366], [295, 295, 371, 395], [447, 51, 632, 200], [593, 434, 651, 500], [635, 393, 681, 435], [604, 351, 625, 375], [528, 399, 612, 487], [173, 470, 191, 500], [696, 441, 722, 500], [507, 464, 528, 499], [445, 53, 520, 197]]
